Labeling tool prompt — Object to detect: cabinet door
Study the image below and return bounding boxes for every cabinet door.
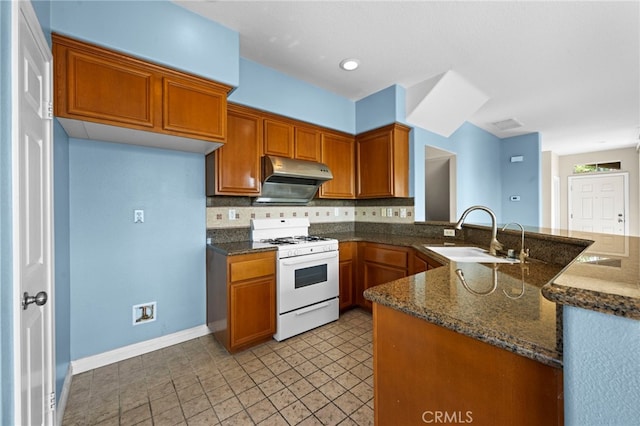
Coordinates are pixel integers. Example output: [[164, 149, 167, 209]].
[[339, 242, 356, 310], [295, 126, 321, 162], [57, 44, 157, 129], [209, 105, 262, 196], [264, 118, 294, 158], [360, 262, 406, 310], [357, 129, 393, 197], [229, 277, 276, 350], [411, 253, 429, 275], [320, 133, 356, 199], [357, 243, 408, 309], [356, 123, 410, 198], [162, 76, 226, 141]]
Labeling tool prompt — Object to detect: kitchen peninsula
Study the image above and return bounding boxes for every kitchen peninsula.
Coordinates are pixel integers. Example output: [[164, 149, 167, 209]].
[[208, 221, 640, 426]]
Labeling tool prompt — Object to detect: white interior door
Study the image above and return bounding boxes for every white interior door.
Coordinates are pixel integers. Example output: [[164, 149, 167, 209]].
[[14, 1, 55, 425], [569, 173, 628, 236]]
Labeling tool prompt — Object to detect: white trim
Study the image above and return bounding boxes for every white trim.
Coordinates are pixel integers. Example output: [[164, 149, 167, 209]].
[[55, 365, 73, 426], [71, 325, 212, 374], [10, 0, 20, 421]]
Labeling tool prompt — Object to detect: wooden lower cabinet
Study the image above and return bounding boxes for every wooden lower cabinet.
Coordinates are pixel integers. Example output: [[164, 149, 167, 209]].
[[373, 303, 563, 426], [410, 249, 443, 275], [357, 243, 409, 310], [207, 250, 276, 353], [339, 242, 356, 310]]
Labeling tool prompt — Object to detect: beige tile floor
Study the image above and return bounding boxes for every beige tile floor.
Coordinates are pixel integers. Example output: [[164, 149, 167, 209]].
[[62, 309, 374, 426]]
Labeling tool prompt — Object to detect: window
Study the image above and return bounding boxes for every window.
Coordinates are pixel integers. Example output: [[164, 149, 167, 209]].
[[573, 161, 621, 174]]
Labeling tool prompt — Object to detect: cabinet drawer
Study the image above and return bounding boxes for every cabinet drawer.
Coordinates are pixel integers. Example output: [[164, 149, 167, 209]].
[[229, 254, 275, 282], [363, 245, 408, 268]]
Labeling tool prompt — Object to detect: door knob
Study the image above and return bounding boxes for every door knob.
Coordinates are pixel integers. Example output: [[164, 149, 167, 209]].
[[22, 291, 47, 310]]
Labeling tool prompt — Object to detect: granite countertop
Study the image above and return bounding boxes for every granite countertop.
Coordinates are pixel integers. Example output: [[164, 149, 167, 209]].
[[541, 231, 640, 320], [362, 247, 565, 368]]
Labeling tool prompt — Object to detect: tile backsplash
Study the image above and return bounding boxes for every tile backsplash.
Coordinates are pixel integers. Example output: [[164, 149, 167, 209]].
[[206, 205, 414, 228]]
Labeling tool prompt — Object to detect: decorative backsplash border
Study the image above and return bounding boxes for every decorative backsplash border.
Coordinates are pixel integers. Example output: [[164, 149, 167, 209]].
[[206, 205, 414, 228]]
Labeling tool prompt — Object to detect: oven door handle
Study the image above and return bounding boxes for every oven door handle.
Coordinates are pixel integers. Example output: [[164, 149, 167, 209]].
[[295, 301, 330, 316], [281, 251, 338, 266]]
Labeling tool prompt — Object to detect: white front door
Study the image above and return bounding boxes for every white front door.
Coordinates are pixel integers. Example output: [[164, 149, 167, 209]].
[[569, 173, 628, 236], [13, 1, 55, 425]]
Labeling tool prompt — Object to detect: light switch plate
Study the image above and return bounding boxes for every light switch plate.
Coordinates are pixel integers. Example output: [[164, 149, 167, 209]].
[[134, 210, 144, 223]]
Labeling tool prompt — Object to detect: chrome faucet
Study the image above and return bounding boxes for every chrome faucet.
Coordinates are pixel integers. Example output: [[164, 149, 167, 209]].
[[454, 205, 503, 256], [501, 222, 529, 263]]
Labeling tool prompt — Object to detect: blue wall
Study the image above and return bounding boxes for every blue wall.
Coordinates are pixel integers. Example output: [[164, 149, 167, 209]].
[[229, 58, 355, 133], [53, 120, 70, 396], [69, 140, 206, 359], [51, 0, 239, 86], [501, 133, 541, 226], [0, 1, 14, 422], [356, 85, 404, 133], [563, 307, 640, 425], [413, 123, 504, 223]]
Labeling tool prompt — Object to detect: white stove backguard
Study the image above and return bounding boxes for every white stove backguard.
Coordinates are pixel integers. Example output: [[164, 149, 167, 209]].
[[251, 218, 310, 241]]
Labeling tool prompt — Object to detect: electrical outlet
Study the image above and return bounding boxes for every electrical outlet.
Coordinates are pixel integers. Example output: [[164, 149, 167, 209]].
[[228, 209, 236, 220], [380, 208, 387, 217], [133, 302, 156, 325], [134, 210, 144, 223], [387, 208, 393, 217], [444, 229, 456, 237], [334, 208, 340, 216], [400, 208, 407, 218]]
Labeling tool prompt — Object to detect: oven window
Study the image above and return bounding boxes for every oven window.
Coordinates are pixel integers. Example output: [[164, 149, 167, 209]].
[[294, 264, 327, 289]]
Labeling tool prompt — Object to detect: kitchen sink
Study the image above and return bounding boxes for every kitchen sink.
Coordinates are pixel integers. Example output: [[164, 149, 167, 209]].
[[425, 245, 519, 264]]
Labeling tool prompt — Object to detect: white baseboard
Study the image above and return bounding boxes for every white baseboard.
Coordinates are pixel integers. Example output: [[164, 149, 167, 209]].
[[56, 364, 73, 426], [70, 325, 212, 374]]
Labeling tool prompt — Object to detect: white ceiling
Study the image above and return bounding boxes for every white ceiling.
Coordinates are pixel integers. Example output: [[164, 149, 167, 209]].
[[176, 0, 640, 156]]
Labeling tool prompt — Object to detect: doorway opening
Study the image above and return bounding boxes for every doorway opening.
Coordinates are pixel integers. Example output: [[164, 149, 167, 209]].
[[425, 146, 456, 222]]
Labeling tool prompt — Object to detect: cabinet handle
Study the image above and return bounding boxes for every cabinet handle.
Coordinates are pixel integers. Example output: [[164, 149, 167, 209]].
[[282, 252, 338, 266], [295, 302, 330, 316]]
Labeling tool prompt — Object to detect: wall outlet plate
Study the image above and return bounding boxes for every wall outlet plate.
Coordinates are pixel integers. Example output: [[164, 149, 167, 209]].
[[399, 208, 407, 218], [228, 209, 236, 220], [444, 229, 456, 237]]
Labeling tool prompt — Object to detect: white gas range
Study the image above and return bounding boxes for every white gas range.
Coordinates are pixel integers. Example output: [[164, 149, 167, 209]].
[[251, 218, 339, 341]]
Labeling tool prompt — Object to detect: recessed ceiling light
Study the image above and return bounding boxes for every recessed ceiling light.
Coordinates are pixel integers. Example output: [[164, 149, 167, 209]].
[[339, 59, 360, 71]]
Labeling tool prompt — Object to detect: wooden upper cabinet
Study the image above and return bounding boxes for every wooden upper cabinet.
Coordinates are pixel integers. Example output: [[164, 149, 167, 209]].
[[207, 104, 262, 196], [52, 33, 230, 145], [263, 117, 321, 162], [319, 132, 356, 199], [294, 126, 321, 162], [162, 76, 226, 141], [356, 123, 410, 198], [263, 118, 294, 158], [56, 40, 156, 129]]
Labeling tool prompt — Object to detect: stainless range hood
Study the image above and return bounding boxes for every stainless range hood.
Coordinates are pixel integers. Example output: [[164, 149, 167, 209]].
[[254, 155, 333, 205]]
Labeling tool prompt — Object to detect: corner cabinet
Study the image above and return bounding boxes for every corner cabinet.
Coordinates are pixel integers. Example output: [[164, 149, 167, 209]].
[[357, 243, 409, 310], [319, 132, 356, 199], [207, 250, 276, 353], [52, 33, 231, 152], [206, 104, 262, 196], [356, 123, 410, 198]]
